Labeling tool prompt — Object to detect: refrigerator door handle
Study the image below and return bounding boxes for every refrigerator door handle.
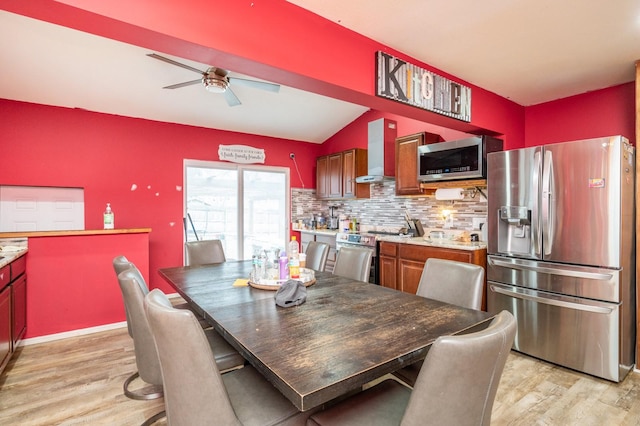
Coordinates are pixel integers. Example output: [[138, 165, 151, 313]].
[[488, 257, 614, 281], [541, 150, 554, 255], [532, 150, 542, 256], [489, 285, 614, 314]]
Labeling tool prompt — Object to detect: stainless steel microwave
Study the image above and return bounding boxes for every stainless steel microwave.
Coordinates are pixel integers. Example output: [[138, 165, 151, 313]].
[[418, 135, 503, 182]]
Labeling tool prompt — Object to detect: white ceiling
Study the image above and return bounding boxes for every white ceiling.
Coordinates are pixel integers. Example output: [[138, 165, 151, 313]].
[[289, 0, 640, 106], [2, 1, 639, 143]]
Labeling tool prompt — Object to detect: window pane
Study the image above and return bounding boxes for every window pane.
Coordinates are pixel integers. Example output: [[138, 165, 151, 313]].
[[243, 170, 287, 259], [185, 162, 289, 263], [185, 166, 238, 258]]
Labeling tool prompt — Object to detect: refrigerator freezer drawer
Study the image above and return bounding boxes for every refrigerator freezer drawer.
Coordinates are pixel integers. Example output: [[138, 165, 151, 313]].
[[488, 282, 630, 382], [487, 255, 620, 302]]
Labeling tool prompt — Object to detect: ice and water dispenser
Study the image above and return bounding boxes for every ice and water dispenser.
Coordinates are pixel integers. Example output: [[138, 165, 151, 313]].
[[496, 206, 531, 255]]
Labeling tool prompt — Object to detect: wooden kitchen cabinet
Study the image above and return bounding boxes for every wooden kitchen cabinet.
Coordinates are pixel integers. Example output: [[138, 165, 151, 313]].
[[395, 132, 443, 196], [316, 149, 369, 200], [379, 241, 487, 309], [0, 255, 27, 376], [316, 155, 329, 199], [378, 241, 398, 291]]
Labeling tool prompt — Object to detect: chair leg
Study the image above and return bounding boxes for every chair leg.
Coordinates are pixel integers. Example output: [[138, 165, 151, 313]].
[[123, 371, 164, 400], [141, 410, 166, 426]]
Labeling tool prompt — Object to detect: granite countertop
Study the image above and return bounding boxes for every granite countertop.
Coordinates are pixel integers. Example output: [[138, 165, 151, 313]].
[[297, 228, 339, 236], [0, 238, 28, 269], [377, 235, 486, 251]]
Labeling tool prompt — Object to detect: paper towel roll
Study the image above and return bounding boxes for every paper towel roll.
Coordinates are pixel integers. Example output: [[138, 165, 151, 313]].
[[435, 188, 465, 200]]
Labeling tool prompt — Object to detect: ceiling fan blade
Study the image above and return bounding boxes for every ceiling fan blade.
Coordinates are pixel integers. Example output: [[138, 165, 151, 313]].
[[223, 87, 242, 107], [163, 79, 202, 89], [229, 77, 280, 93], [147, 53, 204, 75]]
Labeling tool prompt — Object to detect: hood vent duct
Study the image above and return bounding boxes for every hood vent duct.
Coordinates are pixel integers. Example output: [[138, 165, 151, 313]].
[[355, 118, 398, 183]]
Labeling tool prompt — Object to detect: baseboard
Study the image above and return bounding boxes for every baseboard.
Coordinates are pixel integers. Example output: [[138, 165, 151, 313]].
[[18, 292, 184, 347], [19, 321, 128, 346]]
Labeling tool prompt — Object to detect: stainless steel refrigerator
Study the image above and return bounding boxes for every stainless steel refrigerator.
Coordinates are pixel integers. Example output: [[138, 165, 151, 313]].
[[486, 135, 635, 382]]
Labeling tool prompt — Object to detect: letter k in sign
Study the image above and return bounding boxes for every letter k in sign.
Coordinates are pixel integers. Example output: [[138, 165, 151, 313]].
[[380, 52, 407, 101]]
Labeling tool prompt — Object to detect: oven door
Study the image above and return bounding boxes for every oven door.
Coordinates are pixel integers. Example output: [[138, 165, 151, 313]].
[[335, 243, 377, 284]]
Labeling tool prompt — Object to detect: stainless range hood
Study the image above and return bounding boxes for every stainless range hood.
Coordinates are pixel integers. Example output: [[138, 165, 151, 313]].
[[355, 118, 398, 183]]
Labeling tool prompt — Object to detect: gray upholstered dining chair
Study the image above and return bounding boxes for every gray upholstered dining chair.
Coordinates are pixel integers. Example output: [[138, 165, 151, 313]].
[[415, 258, 485, 310], [332, 246, 373, 282], [305, 241, 330, 271], [113, 255, 209, 330], [144, 288, 315, 426], [185, 239, 226, 266], [117, 268, 245, 415], [306, 310, 516, 426], [393, 258, 485, 386]]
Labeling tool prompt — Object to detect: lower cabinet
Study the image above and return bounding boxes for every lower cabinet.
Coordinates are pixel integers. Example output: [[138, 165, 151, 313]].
[[0, 283, 11, 374], [379, 241, 487, 309], [0, 255, 27, 376]]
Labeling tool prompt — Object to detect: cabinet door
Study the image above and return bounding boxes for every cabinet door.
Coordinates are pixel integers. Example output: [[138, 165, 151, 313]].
[[328, 153, 343, 198], [395, 132, 442, 196], [316, 155, 329, 199], [379, 255, 397, 290], [398, 258, 425, 294], [12, 275, 26, 346], [342, 149, 356, 198], [0, 285, 11, 374], [395, 133, 425, 196]]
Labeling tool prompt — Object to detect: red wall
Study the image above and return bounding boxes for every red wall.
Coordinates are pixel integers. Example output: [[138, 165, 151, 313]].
[[1, 99, 321, 293], [525, 82, 635, 146]]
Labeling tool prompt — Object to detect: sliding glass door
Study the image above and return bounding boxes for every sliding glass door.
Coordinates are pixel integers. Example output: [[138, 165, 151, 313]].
[[184, 160, 289, 261]]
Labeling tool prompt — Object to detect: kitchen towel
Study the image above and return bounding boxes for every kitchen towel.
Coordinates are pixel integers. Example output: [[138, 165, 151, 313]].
[[435, 188, 465, 200]]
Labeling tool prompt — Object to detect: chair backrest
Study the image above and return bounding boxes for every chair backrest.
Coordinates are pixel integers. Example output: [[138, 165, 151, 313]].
[[305, 241, 330, 271], [113, 255, 131, 275], [117, 269, 163, 386], [416, 258, 484, 310], [401, 310, 517, 426], [185, 239, 226, 266], [333, 246, 373, 282], [113, 255, 151, 338], [144, 289, 240, 425]]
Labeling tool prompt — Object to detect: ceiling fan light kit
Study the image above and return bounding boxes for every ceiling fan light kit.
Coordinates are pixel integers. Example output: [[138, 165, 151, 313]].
[[203, 75, 228, 93], [147, 53, 280, 107]]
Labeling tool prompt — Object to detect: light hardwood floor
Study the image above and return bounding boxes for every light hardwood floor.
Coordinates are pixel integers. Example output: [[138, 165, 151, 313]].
[[1, 327, 640, 425]]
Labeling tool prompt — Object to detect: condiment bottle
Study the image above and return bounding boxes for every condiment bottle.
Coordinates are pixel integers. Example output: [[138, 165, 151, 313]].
[[279, 251, 289, 280]]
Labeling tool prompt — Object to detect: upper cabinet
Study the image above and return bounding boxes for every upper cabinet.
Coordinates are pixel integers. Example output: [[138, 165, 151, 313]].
[[395, 132, 443, 196], [317, 148, 369, 200]]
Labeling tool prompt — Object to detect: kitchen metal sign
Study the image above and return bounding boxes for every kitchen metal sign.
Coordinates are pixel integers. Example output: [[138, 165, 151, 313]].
[[376, 51, 471, 122]]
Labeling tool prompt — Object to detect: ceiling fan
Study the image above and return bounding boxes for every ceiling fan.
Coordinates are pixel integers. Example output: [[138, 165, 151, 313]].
[[147, 53, 280, 107]]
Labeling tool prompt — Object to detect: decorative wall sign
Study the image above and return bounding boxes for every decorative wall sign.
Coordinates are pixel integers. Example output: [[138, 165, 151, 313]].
[[376, 51, 471, 122], [218, 144, 266, 164]]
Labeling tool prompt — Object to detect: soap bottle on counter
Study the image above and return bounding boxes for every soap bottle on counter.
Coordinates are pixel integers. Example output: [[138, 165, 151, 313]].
[[103, 203, 114, 230]]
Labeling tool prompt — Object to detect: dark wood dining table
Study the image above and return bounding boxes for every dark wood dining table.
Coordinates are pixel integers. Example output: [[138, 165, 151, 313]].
[[158, 260, 493, 411]]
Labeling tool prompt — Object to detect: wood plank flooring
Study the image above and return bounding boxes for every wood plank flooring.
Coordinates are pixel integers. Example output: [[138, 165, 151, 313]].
[[1, 327, 639, 425]]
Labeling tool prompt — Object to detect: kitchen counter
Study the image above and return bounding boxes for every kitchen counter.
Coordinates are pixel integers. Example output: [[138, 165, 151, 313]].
[[297, 228, 339, 236], [0, 238, 28, 269], [377, 235, 486, 251]]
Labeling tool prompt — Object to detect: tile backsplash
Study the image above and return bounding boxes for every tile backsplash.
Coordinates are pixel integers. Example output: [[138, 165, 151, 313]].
[[292, 180, 487, 231]]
